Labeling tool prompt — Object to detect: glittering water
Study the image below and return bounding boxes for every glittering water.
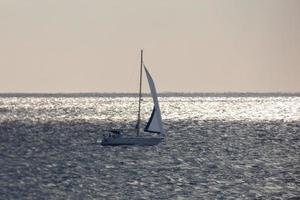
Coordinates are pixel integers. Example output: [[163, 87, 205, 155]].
[[0, 95, 299, 199]]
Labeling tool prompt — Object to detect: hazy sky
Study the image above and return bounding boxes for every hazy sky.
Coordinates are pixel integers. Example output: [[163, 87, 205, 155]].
[[0, 0, 299, 93]]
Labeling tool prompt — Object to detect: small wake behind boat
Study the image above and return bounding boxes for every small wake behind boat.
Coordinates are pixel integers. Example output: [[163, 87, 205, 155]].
[[101, 50, 165, 146]]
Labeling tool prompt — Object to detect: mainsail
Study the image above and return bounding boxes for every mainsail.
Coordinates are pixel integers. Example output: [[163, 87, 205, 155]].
[[143, 65, 164, 134]]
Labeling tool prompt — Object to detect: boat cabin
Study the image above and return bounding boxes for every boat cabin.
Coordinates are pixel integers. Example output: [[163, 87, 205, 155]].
[[104, 130, 124, 139]]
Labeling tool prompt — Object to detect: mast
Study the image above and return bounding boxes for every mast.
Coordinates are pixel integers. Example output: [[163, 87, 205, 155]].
[[137, 49, 143, 136]]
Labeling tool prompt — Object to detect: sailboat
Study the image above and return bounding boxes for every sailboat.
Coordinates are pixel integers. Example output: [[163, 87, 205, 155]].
[[101, 50, 164, 146]]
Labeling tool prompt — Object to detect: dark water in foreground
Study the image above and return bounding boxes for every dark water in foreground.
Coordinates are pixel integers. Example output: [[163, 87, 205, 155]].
[[0, 95, 299, 199]]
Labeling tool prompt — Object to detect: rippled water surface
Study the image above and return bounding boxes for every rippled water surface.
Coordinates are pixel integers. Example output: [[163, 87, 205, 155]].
[[0, 95, 299, 199]]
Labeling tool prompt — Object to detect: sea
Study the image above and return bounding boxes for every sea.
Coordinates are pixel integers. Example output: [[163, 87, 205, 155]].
[[0, 93, 299, 200]]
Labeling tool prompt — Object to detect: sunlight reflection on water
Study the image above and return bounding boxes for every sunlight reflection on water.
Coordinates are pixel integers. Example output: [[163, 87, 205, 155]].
[[0, 96, 299, 199]]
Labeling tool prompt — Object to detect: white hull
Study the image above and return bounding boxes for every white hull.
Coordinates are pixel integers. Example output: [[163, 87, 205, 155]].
[[101, 136, 163, 146]]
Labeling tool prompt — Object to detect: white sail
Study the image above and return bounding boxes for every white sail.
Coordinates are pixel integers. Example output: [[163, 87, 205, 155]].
[[143, 65, 164, 134]]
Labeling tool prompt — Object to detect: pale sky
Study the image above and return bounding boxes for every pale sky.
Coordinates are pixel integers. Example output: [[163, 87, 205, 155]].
[[0, 0, 299, 93]]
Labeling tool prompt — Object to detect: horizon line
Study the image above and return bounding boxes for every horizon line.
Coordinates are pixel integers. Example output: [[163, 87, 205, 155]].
[[0, 92, 299, 98]]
